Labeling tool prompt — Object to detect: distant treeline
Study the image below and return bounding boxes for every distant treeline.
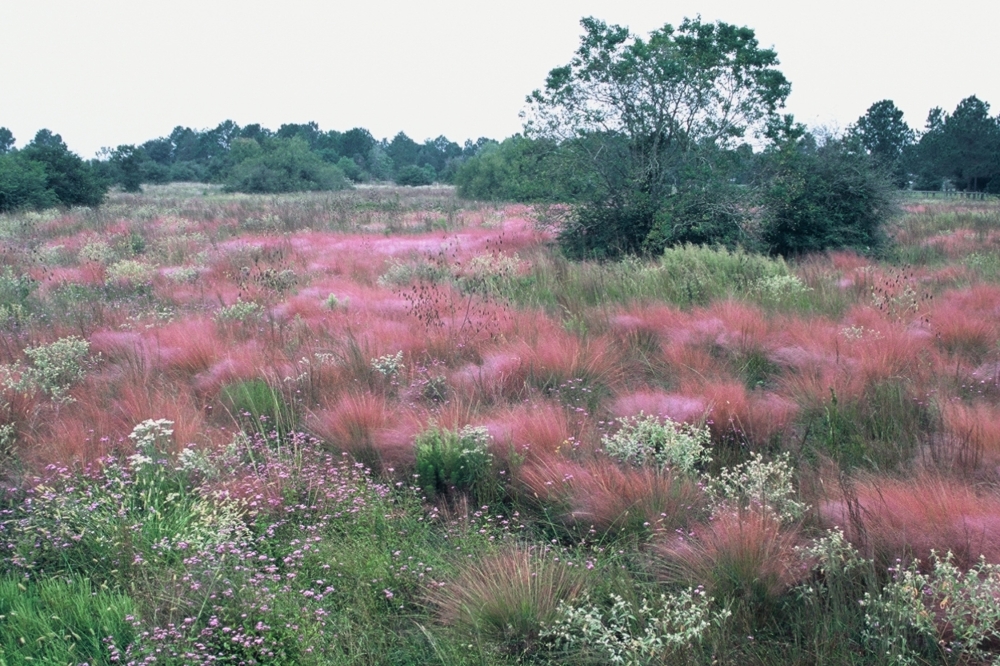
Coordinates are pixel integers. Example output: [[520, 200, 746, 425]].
[[0, 121, 495, 212], [456, 96, 1000, 203], [1, 94, 998, 215]]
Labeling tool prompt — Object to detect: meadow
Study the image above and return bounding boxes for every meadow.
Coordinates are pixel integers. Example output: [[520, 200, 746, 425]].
[[1, 184, 1000, 664]]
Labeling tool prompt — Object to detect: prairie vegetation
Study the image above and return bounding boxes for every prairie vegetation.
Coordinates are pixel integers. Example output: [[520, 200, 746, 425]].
[[1, 185, 1000, 664]]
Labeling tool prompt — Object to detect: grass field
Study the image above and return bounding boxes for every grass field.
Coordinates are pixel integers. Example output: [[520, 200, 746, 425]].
[[1, 184, 1000, 664]]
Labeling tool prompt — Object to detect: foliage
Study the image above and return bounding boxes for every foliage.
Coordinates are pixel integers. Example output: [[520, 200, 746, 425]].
[[863, 552, 1000, 665], [2, 335, 93, 402], [20, 129, 107, 207], [219, 379, 295, 435], [759, 136, 896, 256], [849, 99, 914, 187], [911, 95, 1000, 192], [215, 298, 264, 322], [703, 452, 807, 523], [0, 152, 58, 212], [602, 413, 710, 475], [414, 424, 494, 497], [541, 588, 728, 664], [370, 350, 405, 377], [525, 15, 789, 258], [0, 575, 137, 666], [224, 136, 351, 193], [394, 164, 435, 186]]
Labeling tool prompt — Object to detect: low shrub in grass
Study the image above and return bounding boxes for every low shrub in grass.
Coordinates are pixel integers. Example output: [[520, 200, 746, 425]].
[[414, 424, 495, 499], [541, 586, 729, 665], [863, 552, 1000, 666], [656, 244, 791, 306], [2, 335, 92, 402], [0, 575, 136, 666], [601, 412, 710, 475]]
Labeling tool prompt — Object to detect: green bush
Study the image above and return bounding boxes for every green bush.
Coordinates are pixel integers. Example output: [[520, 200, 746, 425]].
[[394, 164, 435, 186], [414, 424, 494, 497], [760, 139, 895, 256], [224, 137, 350, 193], [0, 153, 58, 212], [602, 413, 711, 475]]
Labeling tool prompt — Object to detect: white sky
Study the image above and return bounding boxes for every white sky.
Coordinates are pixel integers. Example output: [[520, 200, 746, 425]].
[[2, 0, 998, 158]]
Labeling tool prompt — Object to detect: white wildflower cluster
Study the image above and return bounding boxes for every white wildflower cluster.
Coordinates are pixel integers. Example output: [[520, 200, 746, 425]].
[[602, 413, 710, 475], [371, 351, 405, 377], [541, 587, 728, 664], [751, 274, 811, 303], [862, 551, 1000, 666], [128, 418, 174, 470], [704, 452, 808, 523]]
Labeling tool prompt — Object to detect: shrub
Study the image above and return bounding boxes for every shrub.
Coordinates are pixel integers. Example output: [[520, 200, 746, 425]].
[[863, 552, 1000, 666], [215, 299, 264, 323], [541, 588, 729, 664], [394, 164, 435, 186], [703, 452, 808, 524], [601, 413, 710, 475], [760, 139, 896, 257], [19, 335, 92, 401], [0, 152, 58, 212], [414, 424, 494, 497]]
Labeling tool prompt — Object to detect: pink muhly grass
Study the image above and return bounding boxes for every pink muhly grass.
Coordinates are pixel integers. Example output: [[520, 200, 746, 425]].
[[929, 285, 1000, 361], [820, 475, 1000, 568], [426, 544, 589, 647], [451, 350, 529, 404], [307, 392, 416, 471], [610, 390, 708, 425], [941, 401, 1000, 473], [696, 380, 798, 447], [655, 509, 808, 604], [492, 401, 572, 462], [518, 456, 703, 536], [153, 317, 221, 377]]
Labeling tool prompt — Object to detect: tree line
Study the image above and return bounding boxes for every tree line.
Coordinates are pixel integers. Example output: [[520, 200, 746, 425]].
[[0, 122, 494, 212]]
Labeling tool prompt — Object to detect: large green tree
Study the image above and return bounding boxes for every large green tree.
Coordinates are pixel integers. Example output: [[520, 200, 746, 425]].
[[523, 16, 791, 257], [20, 130, 106, 207], [849, 100, 913, 187], [919, 96, 1000, 192]]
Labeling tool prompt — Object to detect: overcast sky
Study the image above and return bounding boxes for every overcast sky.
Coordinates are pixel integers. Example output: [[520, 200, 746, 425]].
[[2, 0, 998, 157]]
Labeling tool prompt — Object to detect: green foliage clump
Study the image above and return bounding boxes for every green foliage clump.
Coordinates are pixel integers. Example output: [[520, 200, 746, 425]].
[[760, 139, 895, 256], [8, 335, 92, 401], [414, 424, 494, 497], [224, 136, 351, 194], [704, 452, 807, 523], [863, 552, 1000, 665], [215, 299, 264, 323], [219, 379, 295, 435], [602, 413, 710, 475], [0, 153, 58, 212], [657, 243, 790, 305], [394, 164, 435, 186]]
